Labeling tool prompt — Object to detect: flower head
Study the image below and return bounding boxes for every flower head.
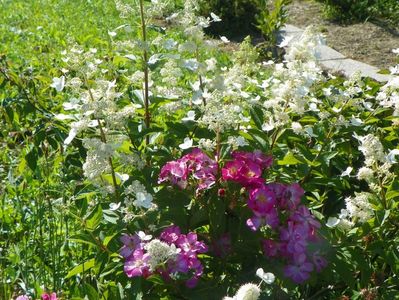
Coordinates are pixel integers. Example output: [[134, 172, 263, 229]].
[[41, 293, 58, 300], [283, 253, 314, 283], [234, 283, 261, 300]]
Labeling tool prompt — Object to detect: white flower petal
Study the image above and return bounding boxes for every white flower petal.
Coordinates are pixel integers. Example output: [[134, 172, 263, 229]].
[[109, 202, 121, 211], [340, 167, 353, 177], [220, 36, 230, 43], [326, 217, 340, 228], [210, 12, 221, 22], [50, 76, 65, 92], [179, 137, 193, 150]]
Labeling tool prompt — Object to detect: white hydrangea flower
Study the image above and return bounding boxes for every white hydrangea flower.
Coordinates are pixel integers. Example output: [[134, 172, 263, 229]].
[[182, 110, 196, 121], [144, 239, 179, 271], [291, 122, 303, 134], [133, 192, 153, 209], [82, 139, 115, 180], [227, 136, 248, 149], [345, 192, 373, 223], [234, 283, 261, 300], [337, 218, 355, 230], [124, 180, 155, 211], [357, 167, 374, 182], [198, 138, 216, 151], [356, 134, 386, 166]]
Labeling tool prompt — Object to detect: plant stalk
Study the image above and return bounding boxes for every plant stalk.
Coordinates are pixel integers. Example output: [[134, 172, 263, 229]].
[[139, 0, 150, 145]]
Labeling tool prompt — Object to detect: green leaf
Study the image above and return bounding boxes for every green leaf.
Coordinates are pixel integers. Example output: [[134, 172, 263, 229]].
[[386, 190, 399, 201], [277, 152, 303, 165], [25, 148, 38, 171], [83, 283, 99, 300], [85, 204, 103, 230], [69, 233, 98, 247], [146, 274, 165, 285], [103, 209, 119, 224], [249, 106, 264, 130], [65, 258, 95, 279]]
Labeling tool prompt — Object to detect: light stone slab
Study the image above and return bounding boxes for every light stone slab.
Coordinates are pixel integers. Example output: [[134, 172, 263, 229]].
[[317, 45, 346, 61], [321, 58, 393, 82], [276, 24, 394, 82]]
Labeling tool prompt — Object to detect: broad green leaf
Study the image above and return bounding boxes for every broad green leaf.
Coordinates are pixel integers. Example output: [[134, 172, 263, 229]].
[[69, 233, 98, 247], [65, 258, 95, 279], [25, 148, 38, 171], [85, 204, 103, 230], [278, 152, 303, 165]]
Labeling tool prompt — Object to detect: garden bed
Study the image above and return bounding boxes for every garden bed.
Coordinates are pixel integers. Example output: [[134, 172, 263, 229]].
[[287, 0, 399, 70]]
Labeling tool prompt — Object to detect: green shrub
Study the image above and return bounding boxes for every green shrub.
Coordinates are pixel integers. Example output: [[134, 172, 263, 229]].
[[198, 0, 260, 38], [315, 0, 375, 21], [256, 0, 291, 43], [316, 0, 399, 24]]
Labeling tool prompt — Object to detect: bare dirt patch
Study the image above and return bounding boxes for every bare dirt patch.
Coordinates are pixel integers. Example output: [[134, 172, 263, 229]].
[[287, 0, 399, 70]]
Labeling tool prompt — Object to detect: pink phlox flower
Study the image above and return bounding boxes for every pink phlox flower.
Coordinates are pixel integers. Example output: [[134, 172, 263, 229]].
[[279, 183, 304, 211], [280, 221, 308, 254], [262, 239, 279, 257], [120, 233, 142, 258], [232, 150, 273, 170], [222, 152, 265, 187], [251, 150, 273, 169], [236, 160, 263, 187], [122, 225, 207, 288], [283, 253, 314, 283], [176, 232, 208, 256], [41, 293, 58, 300], [168, 252, 190, 274], [160, 225, 181, 244], [246, 208, 279, 231], [124, 248, 150, 278], [247, 186, 276, 214], [267, 182, 287, 201], [289, 205, 321, 233], [159, 149, 217, 191], [312, 251, 328, 272], [16, 296, 29, 300], [158, 160, 188, 189], [221, 159, 246, 181], [186, 148, 218, 175]]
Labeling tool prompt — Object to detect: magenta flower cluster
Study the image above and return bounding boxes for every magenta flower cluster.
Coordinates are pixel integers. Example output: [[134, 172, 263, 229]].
[[158, 148, 217, 193], [222, 151, 327, 283], [121, 225, 208, 288]]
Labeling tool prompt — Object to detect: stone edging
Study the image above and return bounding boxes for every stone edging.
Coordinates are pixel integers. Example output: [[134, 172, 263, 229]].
[[278, 24, 394, 82]]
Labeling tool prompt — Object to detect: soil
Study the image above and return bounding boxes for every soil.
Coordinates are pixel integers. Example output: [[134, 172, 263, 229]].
[[286, 0, 399, 70]]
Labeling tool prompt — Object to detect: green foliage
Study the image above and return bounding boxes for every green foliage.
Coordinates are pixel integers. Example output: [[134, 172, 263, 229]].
[[198, 0, 260, 37], [316, 0, 399, 25], [255, 0, 291, 43], [1, 0, 399, 299]]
